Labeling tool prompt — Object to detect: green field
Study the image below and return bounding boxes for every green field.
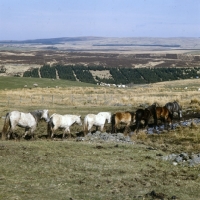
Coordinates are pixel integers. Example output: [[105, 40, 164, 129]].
[[0, 76, 96, 90]]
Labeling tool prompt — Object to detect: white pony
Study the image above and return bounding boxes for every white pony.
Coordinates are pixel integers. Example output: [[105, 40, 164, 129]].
[[47, 113, 82, 139], [83, 112, 111, 135], [1, 110, 50, 140]]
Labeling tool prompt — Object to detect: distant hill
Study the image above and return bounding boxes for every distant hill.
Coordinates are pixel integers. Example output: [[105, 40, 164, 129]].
[[0, 36, 200, 50], [0, 36, 104, 45], [1, 37, 200, 85]]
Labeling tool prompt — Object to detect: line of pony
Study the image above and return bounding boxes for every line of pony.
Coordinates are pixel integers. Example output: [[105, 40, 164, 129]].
[[1, 101, 182, 140]]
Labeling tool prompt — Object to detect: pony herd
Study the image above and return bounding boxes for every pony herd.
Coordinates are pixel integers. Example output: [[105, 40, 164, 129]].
[[135, 101, 182, 132], [1, 101, 182, 140]]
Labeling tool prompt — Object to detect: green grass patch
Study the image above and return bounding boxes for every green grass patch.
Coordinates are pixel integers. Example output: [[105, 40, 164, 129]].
[[0, 76, 96, 90]]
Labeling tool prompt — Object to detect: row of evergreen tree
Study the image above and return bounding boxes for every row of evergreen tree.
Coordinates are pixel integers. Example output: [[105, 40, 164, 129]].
[[23, 64, 200, 85]]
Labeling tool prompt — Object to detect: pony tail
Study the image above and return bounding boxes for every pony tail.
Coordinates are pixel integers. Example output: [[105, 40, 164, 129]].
[[131, 112, 136, 123], [135, 110, 139, 119], [47, 118, 53, 138], [1, 113, 10, 140], [83, 116, 88, 136]]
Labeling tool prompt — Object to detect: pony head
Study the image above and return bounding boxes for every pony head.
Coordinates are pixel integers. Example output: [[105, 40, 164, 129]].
[[76, 115, 82, 126], [41, 110, 50, 122]]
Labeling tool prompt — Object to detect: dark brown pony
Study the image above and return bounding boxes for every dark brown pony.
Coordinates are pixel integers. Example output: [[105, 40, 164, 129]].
[[135, 103, 157, 133], [111, 111, 135, 133], [156, 106, 173, 128]]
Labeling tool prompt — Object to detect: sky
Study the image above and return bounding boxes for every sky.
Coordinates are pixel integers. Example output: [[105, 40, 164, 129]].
[[0, 0, 199, 40]]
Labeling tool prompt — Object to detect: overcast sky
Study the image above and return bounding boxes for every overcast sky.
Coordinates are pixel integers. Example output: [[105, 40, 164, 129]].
[[0, 0, 199, 40]]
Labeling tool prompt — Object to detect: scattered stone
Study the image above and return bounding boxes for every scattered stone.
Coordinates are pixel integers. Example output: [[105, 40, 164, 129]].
[[147, 117, 200, 134], [33, 83, 38, 87], [76, 131, 134, 144], [172, 162, 178, 166], [160, 152, 200, 167]]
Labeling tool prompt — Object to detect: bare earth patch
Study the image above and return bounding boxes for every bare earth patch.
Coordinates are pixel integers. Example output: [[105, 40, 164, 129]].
[[0, 64, 40, 76], [90, 70, 113, 79]]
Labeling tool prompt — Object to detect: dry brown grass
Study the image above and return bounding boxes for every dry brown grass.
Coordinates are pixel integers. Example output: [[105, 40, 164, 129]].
[[1, 79, 200, 110]]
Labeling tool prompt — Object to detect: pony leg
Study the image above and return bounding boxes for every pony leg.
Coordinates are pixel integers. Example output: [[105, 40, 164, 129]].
[[23, 127, 30, 138], [63, 127, 70, 139], [30, 126, 37, 139], [67, 128, 71, 138], [163, 118, 167, 129], [47, 121, 53, 139], [62, 131, 66, 139], [84, 129, 88, 136], [112, 124, 117, 133], [170, 119, 173, 129], [154, 115, 157, 129], [124, 122, 130, 134], [169, 113, 173, 129], [144, 119, 148, 129], [100, 125, 104, 132], [88, 124, 93, 133], [48, 129, 52, 139], [2, 117, 10, 140], [7, 120, 17, 139], [51, 131, 54, 138], [51, 125, 59, 138], [114, 121, 119, 133], [84, 124, 89, 136], [178, 111, 182, 120], [171, 112, 174, 121], [7, 128, 13, 140], [111, 123, 115, 133], [136, 121, 140, 134]]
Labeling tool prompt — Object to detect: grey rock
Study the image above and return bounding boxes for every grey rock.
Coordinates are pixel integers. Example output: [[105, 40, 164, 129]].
[[180, 152, 189, 161], [175, 156, 183, 163], [168, 154, 177, 161]]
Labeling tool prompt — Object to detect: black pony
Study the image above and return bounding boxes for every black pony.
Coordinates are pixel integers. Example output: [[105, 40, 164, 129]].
[[165, 101, 182, 120], [135, 103, 157, 133]]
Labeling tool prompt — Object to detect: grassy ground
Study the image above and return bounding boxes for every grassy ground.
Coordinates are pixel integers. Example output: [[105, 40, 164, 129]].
[[1, 77, 200, 199], [0, 140, 200, 200]]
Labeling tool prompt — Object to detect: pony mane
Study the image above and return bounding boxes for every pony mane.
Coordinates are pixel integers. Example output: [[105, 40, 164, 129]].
[[30, 110, 43, 122]]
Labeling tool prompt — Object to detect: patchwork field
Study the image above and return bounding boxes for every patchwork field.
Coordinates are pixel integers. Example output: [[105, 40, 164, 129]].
[[0, 37, 200, 78]]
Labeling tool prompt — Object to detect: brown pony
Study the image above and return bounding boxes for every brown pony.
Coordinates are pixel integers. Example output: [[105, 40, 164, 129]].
[[111, 111, 135, 133], [156, 106, 173, 128]]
